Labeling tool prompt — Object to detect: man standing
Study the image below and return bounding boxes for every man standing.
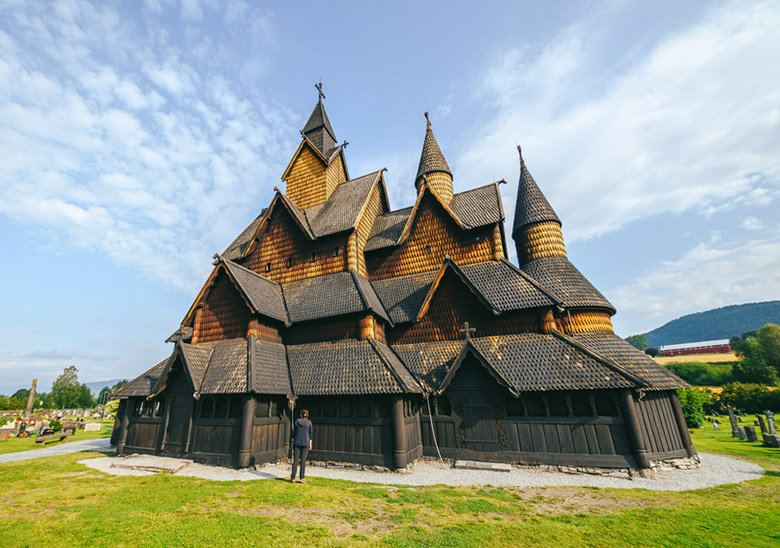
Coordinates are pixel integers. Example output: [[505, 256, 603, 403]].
[[290, 409, 313, 483]]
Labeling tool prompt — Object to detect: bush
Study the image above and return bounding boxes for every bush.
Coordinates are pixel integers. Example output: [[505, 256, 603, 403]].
[[665, 362, 735, 386], [713, 383, 780, 414], [49, 419, 61, 433], [678, 389, 708, 427]]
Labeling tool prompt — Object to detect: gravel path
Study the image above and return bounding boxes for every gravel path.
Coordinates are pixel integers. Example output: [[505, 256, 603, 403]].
[[80, 452, 763, 491], [0, 437, 112, 463]]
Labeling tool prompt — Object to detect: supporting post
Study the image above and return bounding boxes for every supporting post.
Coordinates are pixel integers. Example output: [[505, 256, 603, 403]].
[[391, 396, 407, 470], [238, 395, 256, 468], [670, 392, 697, 458], [619, 390, 651, 469], [158, 396, 171, 453], [115, 399, 131, 455], [183, 405, 194, 454]]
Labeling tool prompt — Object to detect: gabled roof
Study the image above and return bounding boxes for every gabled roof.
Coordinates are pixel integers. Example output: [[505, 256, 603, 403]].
[[287, 338, 421, 395], [302, 99, 337, 155], [512, 147, 561, 237], [250, 337, 292, 395], [521, 256, 616, 313], [282, 270, 390, 324], [416, 114, 452, 183], [112, 358, 168, 398], [280, 137, 347, 187], [372, 269, 439, 324], [306, 170, 388, 238], [222, 212, 264, 261], [391, 340, 463, 392], [416, 258, 558, 321], [181, 258, 288, 327], [365, 183, 504, 252]]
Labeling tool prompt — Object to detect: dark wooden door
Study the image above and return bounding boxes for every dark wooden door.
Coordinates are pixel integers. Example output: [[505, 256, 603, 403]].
[[461, 395, 500, 452], [163, 394, 192, 455]]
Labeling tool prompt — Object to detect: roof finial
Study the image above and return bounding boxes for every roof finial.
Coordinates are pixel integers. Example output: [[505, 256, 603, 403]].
[[424, 111, 431, 128], [315, 80, 325, 102], [517, 145, 525, 166]]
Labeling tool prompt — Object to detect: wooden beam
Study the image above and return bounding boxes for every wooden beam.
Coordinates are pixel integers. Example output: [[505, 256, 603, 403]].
[[391, 396, 407, 470], [238, 395, 256, 468], [619, 390, 651, 469], [115, 399, 131, 455]]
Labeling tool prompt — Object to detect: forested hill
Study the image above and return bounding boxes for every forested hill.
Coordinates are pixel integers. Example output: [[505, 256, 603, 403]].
[[643, 301, 780, 347]]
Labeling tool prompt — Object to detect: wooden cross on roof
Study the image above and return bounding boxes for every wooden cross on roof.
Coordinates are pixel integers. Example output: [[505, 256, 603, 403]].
[[458, 321, 476, 341], [315, 81, 325, 102]]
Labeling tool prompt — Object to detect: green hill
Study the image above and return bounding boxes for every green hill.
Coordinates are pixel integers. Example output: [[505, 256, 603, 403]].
[[643, 301, 780, 347]]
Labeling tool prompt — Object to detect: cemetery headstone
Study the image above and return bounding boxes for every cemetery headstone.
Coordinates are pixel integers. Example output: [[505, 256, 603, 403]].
[[766, 411, 776, 435], [727, 406, 745, 439], [757, 415, 768, 434], [744, 426, 759, 442], [84, 423, 101, 432], [763, 433, 780, 448]]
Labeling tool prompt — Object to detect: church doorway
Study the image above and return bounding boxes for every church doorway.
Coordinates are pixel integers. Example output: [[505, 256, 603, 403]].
[[161, 366, 193, 456]]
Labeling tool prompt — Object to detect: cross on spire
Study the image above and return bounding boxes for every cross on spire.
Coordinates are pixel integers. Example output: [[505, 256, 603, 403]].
[[315, 81, 325, 102], [458, 322, 476, 341]]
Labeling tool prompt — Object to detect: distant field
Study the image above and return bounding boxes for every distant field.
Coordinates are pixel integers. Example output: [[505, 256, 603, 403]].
[[653, 352, 737, 365]]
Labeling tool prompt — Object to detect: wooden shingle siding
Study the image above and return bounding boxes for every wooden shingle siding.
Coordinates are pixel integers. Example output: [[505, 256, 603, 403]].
[[196, 273, 250, 343], [559, 311, 614, 334], [492, 224, 504, 261], [367, 196, 495, 279], [425, 172, 453, 205], [389, 272, 541, 344], [284, 145, 328, 209], [243, 207, 347, 283], [635, 391, 686, 457], [325, 154, 347, 201], [355, 185, 384, 276], [285, 317, 358, 345], [515, 221, 567, 263], [247, 318, 282, 342]]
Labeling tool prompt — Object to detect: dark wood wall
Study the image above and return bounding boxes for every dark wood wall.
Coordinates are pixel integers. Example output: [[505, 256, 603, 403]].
[[196, 272, 250, 343], [635, 391, 687, 459]]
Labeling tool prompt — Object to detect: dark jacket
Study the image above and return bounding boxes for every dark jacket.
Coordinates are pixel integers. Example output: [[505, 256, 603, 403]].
[[292, 418, 313, 447]]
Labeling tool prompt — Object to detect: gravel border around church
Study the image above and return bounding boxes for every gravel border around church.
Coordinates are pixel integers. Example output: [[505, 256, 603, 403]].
[[79, 452, 763, 491]]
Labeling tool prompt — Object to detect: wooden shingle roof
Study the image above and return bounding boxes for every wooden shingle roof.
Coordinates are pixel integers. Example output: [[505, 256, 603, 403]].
[[112, 358, 168, 398], [302, 99, 337, 156], [287, 339, 421, 395], [512, 147, 561, 237], [372, 269, 438, 324], [521, 256, 616, 314], [251, 338, 292, 395], [416, 115, 452, 183]]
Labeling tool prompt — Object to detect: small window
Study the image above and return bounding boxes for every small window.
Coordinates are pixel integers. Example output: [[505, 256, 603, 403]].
[[425, 245, 431, 252], [526, 394, 546, 417], [269, 399, 278, 418], [435, 396, 451, 416], [340, 398, 353, 417], [229, 397, 242, 419], [200, 397, 214, 419], [506, 397, 524, 417], [548, 394, 569, 417], [214, 397, 228, 419], [356, 398, 371, 418], [475, 236, 481, 242], [287, 258, 293, 268], [595, 393, 619, 417], [571, 393, 593, 416], [265, 263, 271, 273], [323, 399, 338, 417], [334, 247, 341, 257], [154, 400, 165, 417], [255, 399, 269, 418], [373, 399, 388, 419], [311, 252, 316, 262]]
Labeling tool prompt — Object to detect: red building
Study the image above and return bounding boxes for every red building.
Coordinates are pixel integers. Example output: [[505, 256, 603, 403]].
[[659, 339, 731, 357]]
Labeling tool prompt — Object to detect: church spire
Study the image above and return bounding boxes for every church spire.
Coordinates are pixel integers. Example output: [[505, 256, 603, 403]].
[[512, 147, 567, 265], [415, 112, 454, 204], [302, 83, 337, 156]]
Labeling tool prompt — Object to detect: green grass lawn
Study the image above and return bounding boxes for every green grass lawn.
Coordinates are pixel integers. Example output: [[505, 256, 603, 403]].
[[0, 423, 778, 547], [0, 420, 113, 455]]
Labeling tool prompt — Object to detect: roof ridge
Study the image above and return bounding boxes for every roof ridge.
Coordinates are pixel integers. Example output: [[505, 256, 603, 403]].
[[437, 340, 515, 396], [416, 258, 499, 321], [550, 330, 648, 388]]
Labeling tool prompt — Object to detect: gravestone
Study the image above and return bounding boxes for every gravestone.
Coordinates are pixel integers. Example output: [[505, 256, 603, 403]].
[[766, 411, 776, 435], [763, 433, 780, 448], [757, 415, 768, 434], [744, 426, 759, 442], [84, 423, 101, 432], [727, 406, 745, 439]]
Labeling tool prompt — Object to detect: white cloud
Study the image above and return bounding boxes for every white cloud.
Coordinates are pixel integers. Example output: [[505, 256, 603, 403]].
[[741, 216, 764, 230], [0, 2, 295, 292], [463, 0, 780, 247], [608, 228, 780, 335]]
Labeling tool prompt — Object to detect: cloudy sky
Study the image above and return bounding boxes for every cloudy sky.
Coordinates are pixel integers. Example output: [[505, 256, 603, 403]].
[[1, 0, 778, 394]]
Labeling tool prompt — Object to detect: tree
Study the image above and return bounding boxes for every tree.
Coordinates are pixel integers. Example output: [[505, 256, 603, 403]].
[[51, 365, 81, 408], [677, 389, 707, 427], [12, 388, 29, 400], [111, 380, 128, 391], [41, 392, 55, 409], [734, 324, 780, 385], [625, 334, 649, 351], [78, 384, 95, 408], [98, 386, 112, 405]]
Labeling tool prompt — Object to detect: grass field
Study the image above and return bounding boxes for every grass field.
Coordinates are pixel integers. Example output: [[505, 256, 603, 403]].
[[0, 423, 778, 546], [653, 352, 738, 365]]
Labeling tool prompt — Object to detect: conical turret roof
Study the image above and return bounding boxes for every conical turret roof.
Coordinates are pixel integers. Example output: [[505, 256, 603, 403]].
[[512, 147, 561, 237], [302, 99, 337, 155], [415, 113, 452, 183]]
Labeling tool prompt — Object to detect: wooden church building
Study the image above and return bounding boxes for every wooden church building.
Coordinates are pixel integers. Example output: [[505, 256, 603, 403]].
[[112, 92, 695, 471]]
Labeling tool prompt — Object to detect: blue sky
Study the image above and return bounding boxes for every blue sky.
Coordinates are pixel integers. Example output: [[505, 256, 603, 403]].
[[1, 0, 778, 394]]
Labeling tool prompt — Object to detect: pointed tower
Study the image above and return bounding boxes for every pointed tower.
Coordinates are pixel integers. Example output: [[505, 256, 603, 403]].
[[415, 113, 454, 204], [282, 86, 348, 209], [512, 147, 567, 265]]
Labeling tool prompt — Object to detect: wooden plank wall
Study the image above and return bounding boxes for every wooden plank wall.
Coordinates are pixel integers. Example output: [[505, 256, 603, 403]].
[[367, 196, 495, 279], [634, 391, 686, 458], [243, 207, 348, 284], [251, 417, 289, 464], [285, 317, 358, 345], [352, 184, 384, 276], [191, 420, 241, 467], [125, 415, 162, 453], [196, 273, 250, 343], [284, 145, 328, 208], [309, 418, 394, 467]]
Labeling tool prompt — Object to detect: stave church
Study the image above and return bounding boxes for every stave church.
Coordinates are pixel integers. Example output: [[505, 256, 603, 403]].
[[112, 90, 695, 471]]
